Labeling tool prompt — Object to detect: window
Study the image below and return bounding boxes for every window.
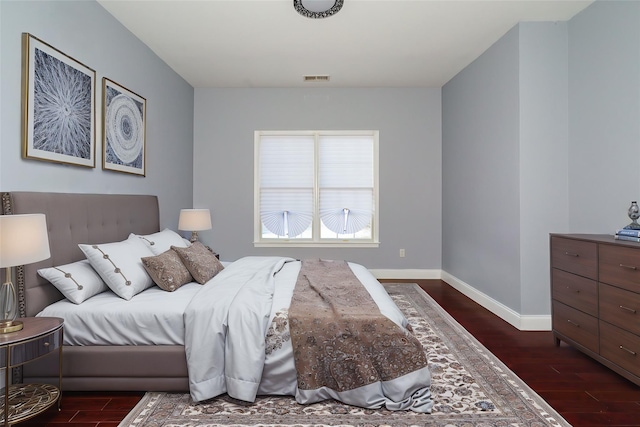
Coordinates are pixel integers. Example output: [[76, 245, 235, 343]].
[[254, 130, 379, 247]]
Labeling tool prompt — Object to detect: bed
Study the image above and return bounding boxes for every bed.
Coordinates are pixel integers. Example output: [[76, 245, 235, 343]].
[[2, 191, 432, 412]]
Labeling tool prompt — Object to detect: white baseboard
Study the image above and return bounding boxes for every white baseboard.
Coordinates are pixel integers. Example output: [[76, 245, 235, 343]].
[[370, 268, 551, 331], [370, 269, 441, 280], [440, 271, 551, 331]]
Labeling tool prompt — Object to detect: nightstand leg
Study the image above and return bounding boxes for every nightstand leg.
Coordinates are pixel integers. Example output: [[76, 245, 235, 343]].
[[58, 333, 63, 411], [5, 347, 10, 426]]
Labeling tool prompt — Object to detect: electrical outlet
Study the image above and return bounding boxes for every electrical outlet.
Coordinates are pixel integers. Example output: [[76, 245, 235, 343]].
[[399, 249, 405, 257]]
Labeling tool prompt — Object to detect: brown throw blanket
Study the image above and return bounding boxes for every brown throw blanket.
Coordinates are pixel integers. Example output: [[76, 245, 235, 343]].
[[289, 259, 428, 392]]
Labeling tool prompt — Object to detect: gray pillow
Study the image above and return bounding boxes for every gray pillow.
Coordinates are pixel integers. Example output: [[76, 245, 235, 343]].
[[141, 250, 193, 292], [171, 241, 224, 284]]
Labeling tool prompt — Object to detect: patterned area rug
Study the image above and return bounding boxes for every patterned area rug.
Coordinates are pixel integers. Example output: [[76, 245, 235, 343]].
[[119, 284, 571, 427]]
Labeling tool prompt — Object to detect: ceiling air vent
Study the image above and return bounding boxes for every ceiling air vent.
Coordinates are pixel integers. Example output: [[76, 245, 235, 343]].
[[304, 75, 330, 82]]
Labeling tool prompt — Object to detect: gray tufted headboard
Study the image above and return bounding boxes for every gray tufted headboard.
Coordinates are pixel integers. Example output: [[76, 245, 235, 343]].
[[1, 192, 160, 317]]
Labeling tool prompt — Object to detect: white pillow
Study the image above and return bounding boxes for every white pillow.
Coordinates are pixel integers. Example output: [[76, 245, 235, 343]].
[[79, 234, 155, 300], [132, 228, 188, 255], [38, 260, 108, 304]]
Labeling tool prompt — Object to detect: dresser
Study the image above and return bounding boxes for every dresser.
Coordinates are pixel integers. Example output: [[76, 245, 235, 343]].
[[550, 234, 640, 386]]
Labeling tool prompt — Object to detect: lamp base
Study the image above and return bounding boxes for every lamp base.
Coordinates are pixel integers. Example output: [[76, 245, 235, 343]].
[[0, 320, 24, 334], [624, 221, 640, 230]]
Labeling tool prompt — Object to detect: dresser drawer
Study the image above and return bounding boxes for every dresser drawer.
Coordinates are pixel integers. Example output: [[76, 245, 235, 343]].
[[600, 321, 640, 378], [599, 244, 640, 292], [551, 237, 597, 279], [599, 283, 640, 336], [552, 301, 599, 353], [552, 268, 598, 316]]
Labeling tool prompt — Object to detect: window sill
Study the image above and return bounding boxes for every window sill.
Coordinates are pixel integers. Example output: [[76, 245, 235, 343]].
[[254, 241, 380, 248]]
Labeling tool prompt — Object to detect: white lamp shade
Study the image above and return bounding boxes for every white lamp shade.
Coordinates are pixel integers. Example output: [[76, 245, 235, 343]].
[[0, 214, 51, 268], [178, 209, 212, 231]]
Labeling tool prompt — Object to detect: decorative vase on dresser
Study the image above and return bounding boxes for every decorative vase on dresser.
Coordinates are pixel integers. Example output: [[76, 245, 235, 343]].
[[550, 234, 640, 386]]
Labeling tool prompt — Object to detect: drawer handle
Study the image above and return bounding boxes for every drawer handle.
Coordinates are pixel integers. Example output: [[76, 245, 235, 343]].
[[43, 342, 50, 347], [567, 320, 580, 327], [619, 345, 637, 356], [619, 263, 638, 270], [619, 305, 637, 314], [564, 252, 579, 257], [566, 286, 580, 293]]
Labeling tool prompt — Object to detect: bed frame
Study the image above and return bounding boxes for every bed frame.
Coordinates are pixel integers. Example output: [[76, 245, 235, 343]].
[[2, 191, 190, 391]]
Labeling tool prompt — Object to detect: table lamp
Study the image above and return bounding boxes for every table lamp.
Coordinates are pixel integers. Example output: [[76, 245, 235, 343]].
[[178, 209, 212, 243], [0, 214, 50, 333]]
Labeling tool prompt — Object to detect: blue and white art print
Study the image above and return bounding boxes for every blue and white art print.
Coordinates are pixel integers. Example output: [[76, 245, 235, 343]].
[[102, 78, 146, 176], [22, 33, 96, 167]]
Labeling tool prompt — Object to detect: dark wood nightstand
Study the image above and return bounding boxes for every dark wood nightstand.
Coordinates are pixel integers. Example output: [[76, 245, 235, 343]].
[[0, 317, 63, 425]]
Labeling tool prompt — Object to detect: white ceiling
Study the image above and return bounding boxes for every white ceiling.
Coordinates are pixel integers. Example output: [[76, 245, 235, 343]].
[[97, 0, 592, 88]]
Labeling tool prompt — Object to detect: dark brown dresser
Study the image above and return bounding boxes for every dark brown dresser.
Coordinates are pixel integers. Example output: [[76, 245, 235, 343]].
[[550, 233, 640, 386]]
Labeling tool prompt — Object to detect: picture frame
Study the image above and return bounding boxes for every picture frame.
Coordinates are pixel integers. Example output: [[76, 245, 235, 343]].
[[21, 33, 96, 167], [102, 78, 146, 176]]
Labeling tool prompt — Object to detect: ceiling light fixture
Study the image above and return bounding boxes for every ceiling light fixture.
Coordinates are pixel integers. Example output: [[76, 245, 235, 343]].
[[294, 0, 344, 19]]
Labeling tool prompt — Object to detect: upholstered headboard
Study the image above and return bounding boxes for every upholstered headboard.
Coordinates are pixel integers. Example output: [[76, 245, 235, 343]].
[[1, 192, 160, 317]]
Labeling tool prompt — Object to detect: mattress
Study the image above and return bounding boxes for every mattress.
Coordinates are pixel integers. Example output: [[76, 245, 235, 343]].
[[37, 282, 203, 345]]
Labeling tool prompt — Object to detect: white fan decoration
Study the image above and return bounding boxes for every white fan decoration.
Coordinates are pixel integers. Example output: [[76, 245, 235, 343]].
[[261, 210, 312, 238], [320, 207, 371, 235]]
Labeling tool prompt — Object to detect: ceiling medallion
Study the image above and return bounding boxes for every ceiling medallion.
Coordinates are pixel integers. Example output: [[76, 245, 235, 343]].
[[294, 0, 344, 19]]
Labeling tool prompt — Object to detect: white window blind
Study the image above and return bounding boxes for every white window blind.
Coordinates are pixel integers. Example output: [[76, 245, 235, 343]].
[[259, 136, 314, 238], [319, 136, 374, 238], [255, 131, 379, 247]]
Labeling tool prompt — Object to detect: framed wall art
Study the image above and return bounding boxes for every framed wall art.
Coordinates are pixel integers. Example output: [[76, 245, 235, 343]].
[[102, 78, 146, 176], [21, 33, 96, 167]]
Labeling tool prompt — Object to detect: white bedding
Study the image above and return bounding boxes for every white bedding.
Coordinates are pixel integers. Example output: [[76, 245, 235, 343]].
[[185, 256, 432, 412], [38, 256, 432, 412], [37, 282, 203, 345], [37, 258, 402, 348], [37, 260, 234, 345]]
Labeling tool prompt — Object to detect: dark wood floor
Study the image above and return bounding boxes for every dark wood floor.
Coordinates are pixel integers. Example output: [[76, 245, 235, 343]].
[[21, 279, 640, 426]]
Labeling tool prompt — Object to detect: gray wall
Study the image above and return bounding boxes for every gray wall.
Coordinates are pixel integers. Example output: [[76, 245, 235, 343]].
[[442, 26, 522, 311], [518, 22, 569, 315], [193, 88, 442, 268], [442, 0, 639, 317], [568, 0, 640, 232], [0, 0, 195, 229]]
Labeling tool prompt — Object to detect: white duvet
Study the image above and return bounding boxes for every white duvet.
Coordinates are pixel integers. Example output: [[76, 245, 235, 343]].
[[185, 256, 433, 412]]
